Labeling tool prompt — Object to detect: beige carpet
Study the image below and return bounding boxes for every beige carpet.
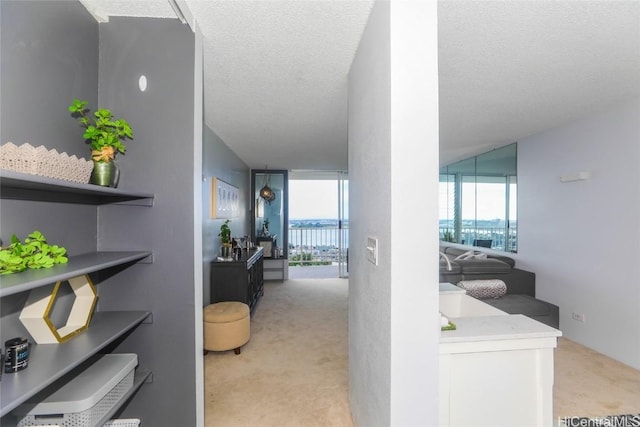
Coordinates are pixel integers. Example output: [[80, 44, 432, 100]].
[[205, 279, 640, 426], [554, 337, 640, 419], [204, 279, 352, 427]]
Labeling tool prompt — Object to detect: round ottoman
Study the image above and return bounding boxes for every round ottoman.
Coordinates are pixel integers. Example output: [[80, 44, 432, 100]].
[[203, 301, 250, 355]]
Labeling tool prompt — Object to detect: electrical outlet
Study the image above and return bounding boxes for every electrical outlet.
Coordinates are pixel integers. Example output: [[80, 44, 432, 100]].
[[572, 312, 586, 322]]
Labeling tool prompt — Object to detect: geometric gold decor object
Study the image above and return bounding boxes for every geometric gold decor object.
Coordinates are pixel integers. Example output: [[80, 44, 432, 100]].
[[19, 275, 98, 344]]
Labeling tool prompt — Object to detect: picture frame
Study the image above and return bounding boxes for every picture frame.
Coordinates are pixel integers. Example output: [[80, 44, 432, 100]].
[[258, 239, 273, 258], [210, 177, 239, 219]]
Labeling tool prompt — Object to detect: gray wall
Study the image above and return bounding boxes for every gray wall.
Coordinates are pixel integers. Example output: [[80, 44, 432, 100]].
[[202, 125, 250, 305], [0, 0, 99, 352], [94, 16, 199, 426], [1, 0, 98, 158], [1, 3, 201, 425], [0, 0, 99, 250]]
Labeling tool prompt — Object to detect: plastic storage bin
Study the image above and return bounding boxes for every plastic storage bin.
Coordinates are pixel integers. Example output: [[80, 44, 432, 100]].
[[15, 354, 138, 427]]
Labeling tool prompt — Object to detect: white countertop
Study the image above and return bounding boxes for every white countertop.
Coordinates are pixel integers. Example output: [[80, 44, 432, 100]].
[[438, 281, 562, 351], [440, 314, 562, 344], [439, 282, 465, 294]]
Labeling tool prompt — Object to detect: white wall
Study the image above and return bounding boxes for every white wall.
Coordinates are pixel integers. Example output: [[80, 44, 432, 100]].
[[518, 99, 640, 369], [348, 2, 439, 425], [348, 3, 392, 423]]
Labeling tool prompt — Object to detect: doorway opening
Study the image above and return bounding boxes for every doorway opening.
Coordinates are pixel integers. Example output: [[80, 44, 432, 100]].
[[288, 171, 348, 279]]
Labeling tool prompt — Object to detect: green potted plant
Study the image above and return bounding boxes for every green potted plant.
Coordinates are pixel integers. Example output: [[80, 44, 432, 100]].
[[0, 230, 68, 275], [441, 229, 456, 243], [218, 219, 232, 258], [68, 99, 133, 187]]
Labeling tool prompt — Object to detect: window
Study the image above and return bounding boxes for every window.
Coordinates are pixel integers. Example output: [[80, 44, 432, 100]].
[[439, 143, 517, 252]]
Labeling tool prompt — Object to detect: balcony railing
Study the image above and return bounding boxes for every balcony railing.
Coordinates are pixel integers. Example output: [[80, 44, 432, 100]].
[[288, 226, 347, 263], [439, 226, 517, 252]]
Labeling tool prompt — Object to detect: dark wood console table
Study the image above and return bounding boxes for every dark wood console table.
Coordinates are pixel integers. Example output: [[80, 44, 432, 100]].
[[210, 247, 264, 312]]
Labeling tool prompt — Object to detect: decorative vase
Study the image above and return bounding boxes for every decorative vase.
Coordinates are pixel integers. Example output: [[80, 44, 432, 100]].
[[221, 245, 232, 259], [91, 160, 119, 187]]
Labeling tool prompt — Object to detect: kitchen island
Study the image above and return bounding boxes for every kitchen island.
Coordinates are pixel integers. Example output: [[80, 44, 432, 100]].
[[439, 282, 562, 427]]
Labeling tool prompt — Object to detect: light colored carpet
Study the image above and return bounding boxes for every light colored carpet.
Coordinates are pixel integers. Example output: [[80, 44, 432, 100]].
[[204, 279, 352, 427], [554, 337, 640, 419], [204, 279, 640, 425]]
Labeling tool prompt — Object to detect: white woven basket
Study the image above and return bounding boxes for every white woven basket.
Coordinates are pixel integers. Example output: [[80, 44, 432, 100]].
[[0, 142, 93, 184], [103, 419, 141, 427], [15, 355, 137, 427], [16, 370, 134, 427]]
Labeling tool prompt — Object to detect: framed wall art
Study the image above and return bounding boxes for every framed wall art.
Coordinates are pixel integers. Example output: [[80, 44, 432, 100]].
[[211, 177, 239, 219]]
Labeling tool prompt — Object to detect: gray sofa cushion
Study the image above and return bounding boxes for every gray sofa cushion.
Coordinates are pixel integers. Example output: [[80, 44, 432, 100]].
[[485, 254, 516, 268], [454, 258, 512, 274], [439, 244, 536, 297], [443, 246, 517, 267], [483, 294, 559, 329], [440, 258, 462, 274], [443, 247, 470, 257]]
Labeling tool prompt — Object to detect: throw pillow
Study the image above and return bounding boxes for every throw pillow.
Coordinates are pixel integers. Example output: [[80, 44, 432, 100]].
[[457, 279, 507, 299], [454, 250, 475, 260], [454, 250, 488, 260]]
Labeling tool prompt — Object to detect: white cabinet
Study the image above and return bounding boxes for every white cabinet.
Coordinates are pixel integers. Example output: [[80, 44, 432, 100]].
[[263, 258, 287, 281], [439, 284, 561, 427]]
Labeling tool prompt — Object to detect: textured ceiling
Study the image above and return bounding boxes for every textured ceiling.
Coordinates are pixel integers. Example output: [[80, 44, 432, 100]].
[[80, 0, 640, 169], [189, 1, 374, 171], [438, 0, 640, 164]]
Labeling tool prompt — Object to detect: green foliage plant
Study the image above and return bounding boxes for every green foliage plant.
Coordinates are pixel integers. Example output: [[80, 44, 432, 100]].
[[68, 99, 133, 163], [441, 229, 456, 243], [441, 321, 457, 331], [289, 252, 331, 266], [0, 231, 68, 275], [218, 220, 232, 246]]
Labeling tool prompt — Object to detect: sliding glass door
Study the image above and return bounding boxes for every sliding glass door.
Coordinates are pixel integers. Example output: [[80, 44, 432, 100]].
[[338, 172, 349, 278]]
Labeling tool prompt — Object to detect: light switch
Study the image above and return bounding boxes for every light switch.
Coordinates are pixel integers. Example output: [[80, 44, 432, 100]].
[[366, 237, 378, 265]]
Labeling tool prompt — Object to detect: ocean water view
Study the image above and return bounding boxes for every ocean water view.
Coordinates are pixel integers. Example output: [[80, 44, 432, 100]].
[[288, 219, 348, 262]]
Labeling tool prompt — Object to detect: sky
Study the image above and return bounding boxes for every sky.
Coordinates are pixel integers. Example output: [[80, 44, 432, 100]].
[[289, 180, 341, 219], [440, 181, 517, 221]]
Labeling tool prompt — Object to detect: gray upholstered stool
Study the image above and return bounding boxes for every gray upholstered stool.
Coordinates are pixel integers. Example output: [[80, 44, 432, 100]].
[[203, 301, 250, 355]]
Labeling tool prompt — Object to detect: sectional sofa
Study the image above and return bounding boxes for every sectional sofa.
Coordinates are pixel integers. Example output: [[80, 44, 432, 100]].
[[439, 244, 559, 329]]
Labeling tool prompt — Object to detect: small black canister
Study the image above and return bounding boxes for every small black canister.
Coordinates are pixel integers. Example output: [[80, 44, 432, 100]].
[[4, 337, 29, 373]]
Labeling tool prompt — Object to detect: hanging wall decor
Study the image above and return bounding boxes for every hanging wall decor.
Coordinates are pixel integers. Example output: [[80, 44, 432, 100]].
[[211, 177, 239, 219]]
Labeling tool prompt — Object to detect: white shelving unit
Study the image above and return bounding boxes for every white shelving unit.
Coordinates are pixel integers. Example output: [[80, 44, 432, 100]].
[[263, 258, 287, 282], [0, 170, 155, 424]]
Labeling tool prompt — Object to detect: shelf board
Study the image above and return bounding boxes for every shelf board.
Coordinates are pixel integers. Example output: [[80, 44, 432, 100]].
[[0, 170, 154, 205], [0, 251, 152, 298], [0, 311, 151, 417]]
